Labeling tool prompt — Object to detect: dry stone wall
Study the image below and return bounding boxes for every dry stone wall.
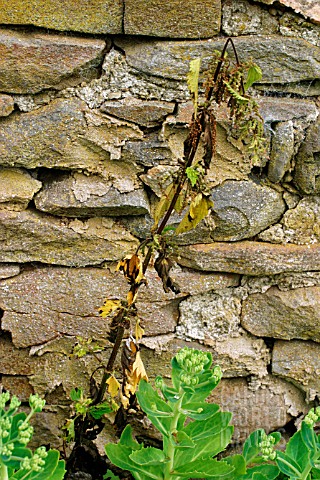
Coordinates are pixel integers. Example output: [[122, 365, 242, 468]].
[[0, 0, 319, 451]]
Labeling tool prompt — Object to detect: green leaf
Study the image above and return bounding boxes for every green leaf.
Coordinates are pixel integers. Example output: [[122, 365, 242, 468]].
[[136, 380, 173, 436], [175, 193, 213, 235], [4, 447, 32, 469], [186, 166, 200, 187], [106, 443, 162, 480], [239, 464, 280, 480], [13, 450, 65, 480], [244, 64, 262, 91], [119, 425, 142, 451], [187, 58, 201, 116], [276, 451, 302, 477], [173, 431, 195, 449], [129, 447, 166, 466], [285, 429, 310, 471], [242, 429, 264, 464], [70, 387, 82, 402], [173, 457, 233, 478], [180, 401, 219, 420], [89, 402, 113, 419], [301, 420, 317, 450], [103, 470, 121, 480], [223, 454, 246, 475]]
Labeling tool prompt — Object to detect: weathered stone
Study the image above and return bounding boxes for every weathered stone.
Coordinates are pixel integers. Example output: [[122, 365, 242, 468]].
[[280, 12, 320, 47], [30, 406, 69, 450], [35, 172, 150, 217], [0, 94, 14, 117], [0, 98, 143, 171], [281, 197, 320, 244], [140, 165, 179, 197], [1, 376, 34, 401], [124, 0, 221, 38], [0, 335, 37, 375], [101, 97, 175, 127], [252, 0, 320, 24], [115, 36, 320, 85], [256, 80, 320, 97], [272, 340, 320, 399], [257, 97, 318, 123], [175, 242, 320, 275], [0, 210, 138, 267], [0, 0, 123, 34], [0, 266, 182, 347], [294, 117, 320, 194], [222, 0, 278, 36], [0, 29, 107, 94], [268, 121, 295, 183], [210, 180, 285, 241], [241, 286, 320, 342], [0, 168, 42, 210], [210, 376, 307, 443], [0, 264, 20, 279], [122, 133, 173, 167], [170, 265, 240, 295], [177, 290, 242, 343]]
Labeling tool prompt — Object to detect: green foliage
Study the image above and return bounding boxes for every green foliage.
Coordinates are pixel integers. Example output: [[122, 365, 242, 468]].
[[0, 392, 65, 480], [105, 347, 234, 479]]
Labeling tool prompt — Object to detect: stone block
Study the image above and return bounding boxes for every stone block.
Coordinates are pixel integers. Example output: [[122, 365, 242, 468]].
[[222, 0, 278, 36], [1, 376, 34, 401], [0, 335, 37, 375], [0, 1, 123, 34], [268, 121, 295, 183], [0, 168, 42, 210], [124, 0, 221, 38], [281, 197, 320, 244], [0, 210, 138, 267], [35, 172, 150, 217], [273, 340, 320, 399], [241, 286, 320, 342], [0, 94, 14, 117], [252, 0, 320, 24], [0, 29, 107, 94], [175, 241, 320, 275], [294, 117, 320, 194]]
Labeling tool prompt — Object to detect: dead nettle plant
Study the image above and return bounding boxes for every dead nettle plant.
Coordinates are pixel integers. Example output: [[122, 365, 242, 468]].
[[65, 37, 267, 472]]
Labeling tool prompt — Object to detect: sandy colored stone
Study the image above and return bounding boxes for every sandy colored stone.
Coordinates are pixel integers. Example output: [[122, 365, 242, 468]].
[[241, 286, 320, 342], [0, 94, 14, 116], [272, 340, 320, 399], [210, 180, 286, 241], [281, 197, 320, 244], [210, 376, 307, 442], [252, 0, 320, 23], [0, 335, 37, 375], [0, 264, 20, 279], [101, 97, 175, 127], [170, 266, 240, 295], [0, 0, 123, 34], [294, 117, 320, 194], [257, 97, 318, 123], [0, 209, 138, 267], [0, 29, 107, 94], [124, 0, 221, 38], [222, 0, 278, 36], [115, 35, 320, 85], [0, 168, 42, 210], [35, 171, 150, 217], [1, 376, 34, 401], [175, 241, 320, 275]]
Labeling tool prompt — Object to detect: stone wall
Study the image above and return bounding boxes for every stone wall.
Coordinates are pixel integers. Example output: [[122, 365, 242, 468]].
[[0, 0, 319, 452]]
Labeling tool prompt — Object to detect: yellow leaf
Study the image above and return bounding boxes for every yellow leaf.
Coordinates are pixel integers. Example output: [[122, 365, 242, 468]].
[[187, 58, 201, 116], [175, 193, 213, 235], [117, 254, 145, 286], [99, 299, 121, 318], [153, 183, 177, 228], [107, 375, 120, 398], [121, 336, 148, 409], [135, 318, 145, 341]]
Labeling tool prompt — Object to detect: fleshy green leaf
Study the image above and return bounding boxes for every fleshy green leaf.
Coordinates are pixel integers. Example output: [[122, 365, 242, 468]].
[[180, 402, 219, 420], [103, 470, 121, 480], [89, 402, 114, 419], [129, 447, 166, 466], [285, 429, 310, 471], [276, 451, 302, 477], [239, 464, 280, 480], [173, 457, 233, 478], [223, 454, 246, 476], [136, 380, 173, 436], [242, 429, 264, 464]]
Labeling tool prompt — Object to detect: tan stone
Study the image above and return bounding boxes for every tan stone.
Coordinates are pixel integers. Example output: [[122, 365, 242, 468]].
[[0, 209, 138, 267], [0, 264, 20, 279], [210, 376, 307, 442], [0, 0, 123, 34], [0, 29, 107, 94], [0, 335, 37, 375], [124, 0, 221, 38], [241, 286, 320, 342], [175, 241, 320, 275], [1, 376, 34, 401], [252, 0, 320, 23], [0, 94, 14, 116], [272, 340, 320, 399], [0, 168, 42, 210]]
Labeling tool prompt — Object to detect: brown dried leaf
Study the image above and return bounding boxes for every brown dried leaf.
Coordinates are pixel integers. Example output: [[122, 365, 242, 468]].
[[121, 336, 148, 409]]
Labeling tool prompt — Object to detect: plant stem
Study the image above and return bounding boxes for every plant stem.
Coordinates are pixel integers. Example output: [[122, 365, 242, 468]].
[[163, 389, 184, 480], [0, 462, 8, 480]]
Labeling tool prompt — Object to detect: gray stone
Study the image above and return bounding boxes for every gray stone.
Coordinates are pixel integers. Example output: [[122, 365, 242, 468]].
[[0, 335, 37, 375], [0, 29, 107, 94], [282, 197, 320, 244], [1, 376, 34, 402], [140, 165, 179, 197], [257, 97, 318, 123], [268, 121, 295, 183], [222, 0, 278, 36], [122, 133, 173, 167], [35, 172, 150, 217], [175, 241, 320, 275], [252, 0, 320, 24], [0, 98, 143, 172], [0, 168, 42, 210], [210, 376, 307, 443], [0, 94, 14, 116], [241, 286, 320, 342], [124, 0, 221, 38], [115, 36, 320, 85], [0, 0, 123, 34], [0, 209, 138, 267], [101, 97, 175, 127], [210, 180, 286, 241], [280, 12, 320, 47], [272, 340, 320, 399], [294, 117, 320, 194]]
